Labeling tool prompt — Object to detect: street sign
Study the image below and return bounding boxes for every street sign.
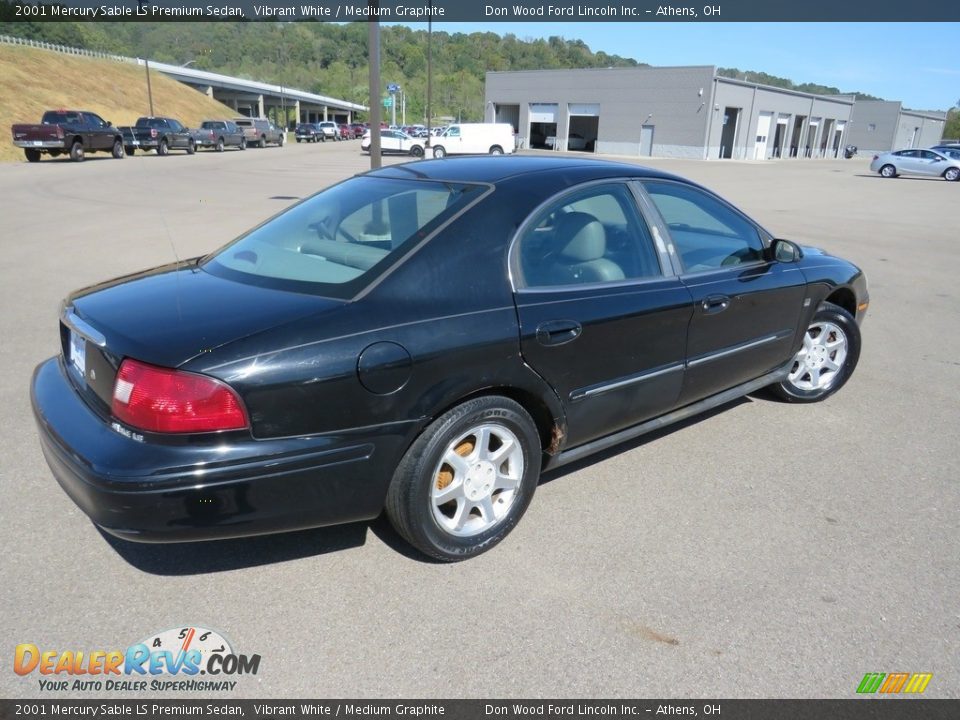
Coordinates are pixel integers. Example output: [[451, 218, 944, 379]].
[[383, 97, 393, 108]]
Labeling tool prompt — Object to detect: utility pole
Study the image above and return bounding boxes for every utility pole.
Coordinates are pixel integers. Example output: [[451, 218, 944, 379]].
[[425, 2, 433, 148], [367, 8, 382, 169], [145, 59, 154, 116]]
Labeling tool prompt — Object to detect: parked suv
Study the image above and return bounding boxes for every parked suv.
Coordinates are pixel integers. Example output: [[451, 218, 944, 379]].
[[317, 121, 340, 141], [234, 118, 285, 148], [295, 123, 322, 143]]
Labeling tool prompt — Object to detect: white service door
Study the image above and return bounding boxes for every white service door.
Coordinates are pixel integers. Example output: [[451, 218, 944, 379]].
[[754, 112, 773, 160]]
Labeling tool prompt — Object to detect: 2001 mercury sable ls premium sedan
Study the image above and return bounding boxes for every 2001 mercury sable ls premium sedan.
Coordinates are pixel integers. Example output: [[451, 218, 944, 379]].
[[31, 156, 868, 561]]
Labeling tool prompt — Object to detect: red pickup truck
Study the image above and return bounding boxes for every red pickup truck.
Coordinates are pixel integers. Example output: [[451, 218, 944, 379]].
[[11, 110, 125, 162]]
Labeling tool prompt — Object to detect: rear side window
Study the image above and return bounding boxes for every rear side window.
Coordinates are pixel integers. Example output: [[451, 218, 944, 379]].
[[517, 183, 662, 288], [203, 177, 486, 299], [643, 181, 764, 274]]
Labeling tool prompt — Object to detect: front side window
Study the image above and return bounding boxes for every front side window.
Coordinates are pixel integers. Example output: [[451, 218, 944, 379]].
[[644, 181, 764, 273], [517, 183, 662, 288], [203, 177, 485, 298]]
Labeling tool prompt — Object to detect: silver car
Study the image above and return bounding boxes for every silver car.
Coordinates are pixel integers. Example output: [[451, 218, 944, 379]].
[[869, 148, 960, 181]]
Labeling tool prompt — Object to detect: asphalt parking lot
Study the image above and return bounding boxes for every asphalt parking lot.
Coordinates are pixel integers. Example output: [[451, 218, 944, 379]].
[[0, 140, 957, 699]]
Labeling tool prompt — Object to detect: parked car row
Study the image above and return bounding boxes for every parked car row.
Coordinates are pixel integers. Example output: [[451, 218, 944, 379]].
[[10, 109, 286, 162], [295, 121, 365, 143], [869, 145, 960, 181]]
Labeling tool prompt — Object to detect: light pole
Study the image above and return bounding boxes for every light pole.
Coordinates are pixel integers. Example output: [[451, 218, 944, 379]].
[[367, 7, 382, 169]]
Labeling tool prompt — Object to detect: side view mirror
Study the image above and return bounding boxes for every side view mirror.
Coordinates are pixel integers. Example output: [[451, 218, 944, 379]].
[[771, 238, 802, 263], [106, 121, 112, 127]]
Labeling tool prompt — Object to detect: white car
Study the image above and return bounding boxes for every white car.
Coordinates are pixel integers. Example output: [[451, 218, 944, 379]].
[[361, 129, 425, 157]]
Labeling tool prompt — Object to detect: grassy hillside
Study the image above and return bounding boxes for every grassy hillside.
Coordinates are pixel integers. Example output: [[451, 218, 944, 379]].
[[0, 44, 237, 163]]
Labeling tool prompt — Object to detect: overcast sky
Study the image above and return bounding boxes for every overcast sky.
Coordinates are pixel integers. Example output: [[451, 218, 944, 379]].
[[425, 22, 959, 110]]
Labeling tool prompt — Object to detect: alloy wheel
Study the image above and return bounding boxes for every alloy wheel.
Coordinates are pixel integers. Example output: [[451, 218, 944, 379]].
[[430, 424, 524, 537], [787, 321, 848, 391]]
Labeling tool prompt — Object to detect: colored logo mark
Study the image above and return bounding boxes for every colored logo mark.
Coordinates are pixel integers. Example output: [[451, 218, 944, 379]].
[[857, 672, 932, 694]]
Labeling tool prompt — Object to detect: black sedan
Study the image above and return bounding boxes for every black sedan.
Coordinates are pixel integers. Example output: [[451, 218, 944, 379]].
[[31, 157, 868, 561]]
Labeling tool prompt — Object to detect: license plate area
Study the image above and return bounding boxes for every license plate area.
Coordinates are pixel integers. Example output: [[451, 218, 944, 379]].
[[69, 330, 86, 382]]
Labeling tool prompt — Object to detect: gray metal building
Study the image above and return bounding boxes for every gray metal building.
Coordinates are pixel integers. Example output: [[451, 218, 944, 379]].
[[844, 101, 946, 155], [485, 66, 864, 160]]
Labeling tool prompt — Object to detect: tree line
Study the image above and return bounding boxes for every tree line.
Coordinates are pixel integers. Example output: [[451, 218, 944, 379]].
[[4, 18, 951, 133]]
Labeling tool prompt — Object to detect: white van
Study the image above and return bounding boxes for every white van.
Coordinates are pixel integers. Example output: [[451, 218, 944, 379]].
[[430, 123, 515, 158]]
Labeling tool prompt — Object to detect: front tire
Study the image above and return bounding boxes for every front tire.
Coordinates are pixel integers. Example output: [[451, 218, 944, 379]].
[[769, 302, 861, 403], [385, 396, 541, 562], [432, 145, 446, 158], [489, 145, 504, 155], [111, 139, 124, 159], [879, 164, 896, 178], [410, 145, 424, 158], [944, 167, 960, 182], [258, 135, 266, 149], [186, 140, 196, 155], [216, 138, 225, 152]]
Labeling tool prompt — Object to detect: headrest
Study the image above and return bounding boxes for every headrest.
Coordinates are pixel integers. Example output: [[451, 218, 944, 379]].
[[556, 212, 605, 262]]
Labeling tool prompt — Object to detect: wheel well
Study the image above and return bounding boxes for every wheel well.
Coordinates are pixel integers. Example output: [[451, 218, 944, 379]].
[[825, 287, 856, 316], [70, 136, 83, 146], [432, 387, 561, 458]]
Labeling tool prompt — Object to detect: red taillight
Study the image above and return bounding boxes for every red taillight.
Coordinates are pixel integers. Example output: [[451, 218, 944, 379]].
[[111, 359, 248, 434], [56, 126, 64, 139], [150, 128, 158, 138]]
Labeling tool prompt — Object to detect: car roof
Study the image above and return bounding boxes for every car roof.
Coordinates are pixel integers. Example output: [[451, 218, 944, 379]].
[[367, 155, 684, 185]]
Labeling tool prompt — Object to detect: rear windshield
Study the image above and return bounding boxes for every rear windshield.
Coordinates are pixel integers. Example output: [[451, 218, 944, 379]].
[[201, 121, 225, 129], [202, 176, 486, 299]]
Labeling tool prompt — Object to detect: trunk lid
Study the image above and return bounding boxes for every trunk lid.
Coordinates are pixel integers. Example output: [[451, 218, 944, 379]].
[[62, 261, 342, 414]]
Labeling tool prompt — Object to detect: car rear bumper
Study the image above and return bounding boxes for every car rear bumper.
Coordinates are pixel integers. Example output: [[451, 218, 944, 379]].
[[31, 357, 411, 543]]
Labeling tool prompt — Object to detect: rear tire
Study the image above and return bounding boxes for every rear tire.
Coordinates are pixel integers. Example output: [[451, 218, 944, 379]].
[[432, 145, 446, 158], [69, 141, 84, 162], [410, 145, 424, 158], [489, 145, 504, 155], [111, 139, 124, 159], [258, 135, 266, 149], [768, 302, 861, 403], [239, 138, 247, 151], [879, 164, 896, 178], [215, 138, 225, 152], [124, 146, 135, 156], [24, 148, 41, 163], [385, 396, 541, 562]]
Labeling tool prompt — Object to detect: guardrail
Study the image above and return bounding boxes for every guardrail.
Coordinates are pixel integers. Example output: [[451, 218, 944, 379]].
[[0, 34, 135, 64]]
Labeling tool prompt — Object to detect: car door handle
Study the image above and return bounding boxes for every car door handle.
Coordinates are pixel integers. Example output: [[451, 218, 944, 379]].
[[536, 320, 582, 346], [701, 295, 731, 314]]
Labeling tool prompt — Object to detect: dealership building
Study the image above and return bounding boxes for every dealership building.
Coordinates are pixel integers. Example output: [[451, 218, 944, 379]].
[[843, 101, 946, 155], [485, 66, 941, 160]]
